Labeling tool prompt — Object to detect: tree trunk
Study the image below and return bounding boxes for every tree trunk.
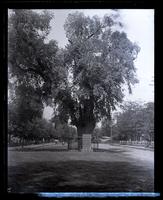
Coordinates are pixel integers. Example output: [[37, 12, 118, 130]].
[[67, 138, 72, 150], [77, 128, 83, 151], [8, 134, 11, 146], [21, 138, 24, 149], [72, 97, 96, 151]]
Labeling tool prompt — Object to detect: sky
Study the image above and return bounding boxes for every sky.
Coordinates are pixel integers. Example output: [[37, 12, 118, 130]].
[[43, 9, 154, 120]]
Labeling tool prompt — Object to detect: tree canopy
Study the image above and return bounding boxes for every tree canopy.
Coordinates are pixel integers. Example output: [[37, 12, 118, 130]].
[[8, 9, 59, 145], [58, 12, 140, 131], [8, 9, 66, 102], [8, 10, 141, 149]]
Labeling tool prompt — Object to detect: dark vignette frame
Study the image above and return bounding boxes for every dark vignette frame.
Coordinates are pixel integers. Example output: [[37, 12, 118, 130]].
[[0, 0, 161, 199]]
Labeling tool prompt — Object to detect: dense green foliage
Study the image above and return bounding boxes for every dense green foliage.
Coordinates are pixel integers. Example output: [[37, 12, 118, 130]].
[[112, 102, 154, 142], [58, 11, 140, 149], [8, 10, 146, 149]]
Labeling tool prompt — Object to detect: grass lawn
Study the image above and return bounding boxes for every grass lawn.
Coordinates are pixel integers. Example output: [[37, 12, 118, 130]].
[[8, 161, 154, 193], [8, 147, 154, 193]]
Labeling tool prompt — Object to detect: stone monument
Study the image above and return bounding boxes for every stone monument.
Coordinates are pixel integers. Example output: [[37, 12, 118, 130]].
[[82, 134, 92, 152]]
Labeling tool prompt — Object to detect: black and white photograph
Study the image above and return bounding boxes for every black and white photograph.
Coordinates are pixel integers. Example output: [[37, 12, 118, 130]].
[[7, 8, 155, 195]]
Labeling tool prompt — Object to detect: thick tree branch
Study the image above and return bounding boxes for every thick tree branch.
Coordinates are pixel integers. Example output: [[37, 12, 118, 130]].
[[68, 25, 107, 45], [86, 25, 106, 41]]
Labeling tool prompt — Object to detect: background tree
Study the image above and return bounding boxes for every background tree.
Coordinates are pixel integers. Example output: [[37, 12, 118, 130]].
[[116, 102, 143, 141], [113, 101, 154, 144], [28, 118, 55, 143], [52, 121, 77, 150], [8, 83, 44, 147], [92, 127, 101, 149], [141, 102, 154, 143], [8, 9, 66, 102], [101, 118, 112, 137], [8, 9, 65, 146]]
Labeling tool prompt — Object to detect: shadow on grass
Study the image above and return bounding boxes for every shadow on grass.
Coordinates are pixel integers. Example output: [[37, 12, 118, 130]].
[[8, 160, 154, 193]]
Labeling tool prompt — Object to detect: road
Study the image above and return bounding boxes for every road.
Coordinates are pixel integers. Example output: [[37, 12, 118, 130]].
[[98, 143, 154, 163]]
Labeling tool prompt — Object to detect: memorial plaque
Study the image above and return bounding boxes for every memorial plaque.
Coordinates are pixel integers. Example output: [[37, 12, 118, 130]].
[[82, 134, 92, 152]]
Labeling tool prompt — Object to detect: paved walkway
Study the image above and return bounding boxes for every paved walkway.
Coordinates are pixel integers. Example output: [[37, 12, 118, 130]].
[[103, 143, 154, 151]]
